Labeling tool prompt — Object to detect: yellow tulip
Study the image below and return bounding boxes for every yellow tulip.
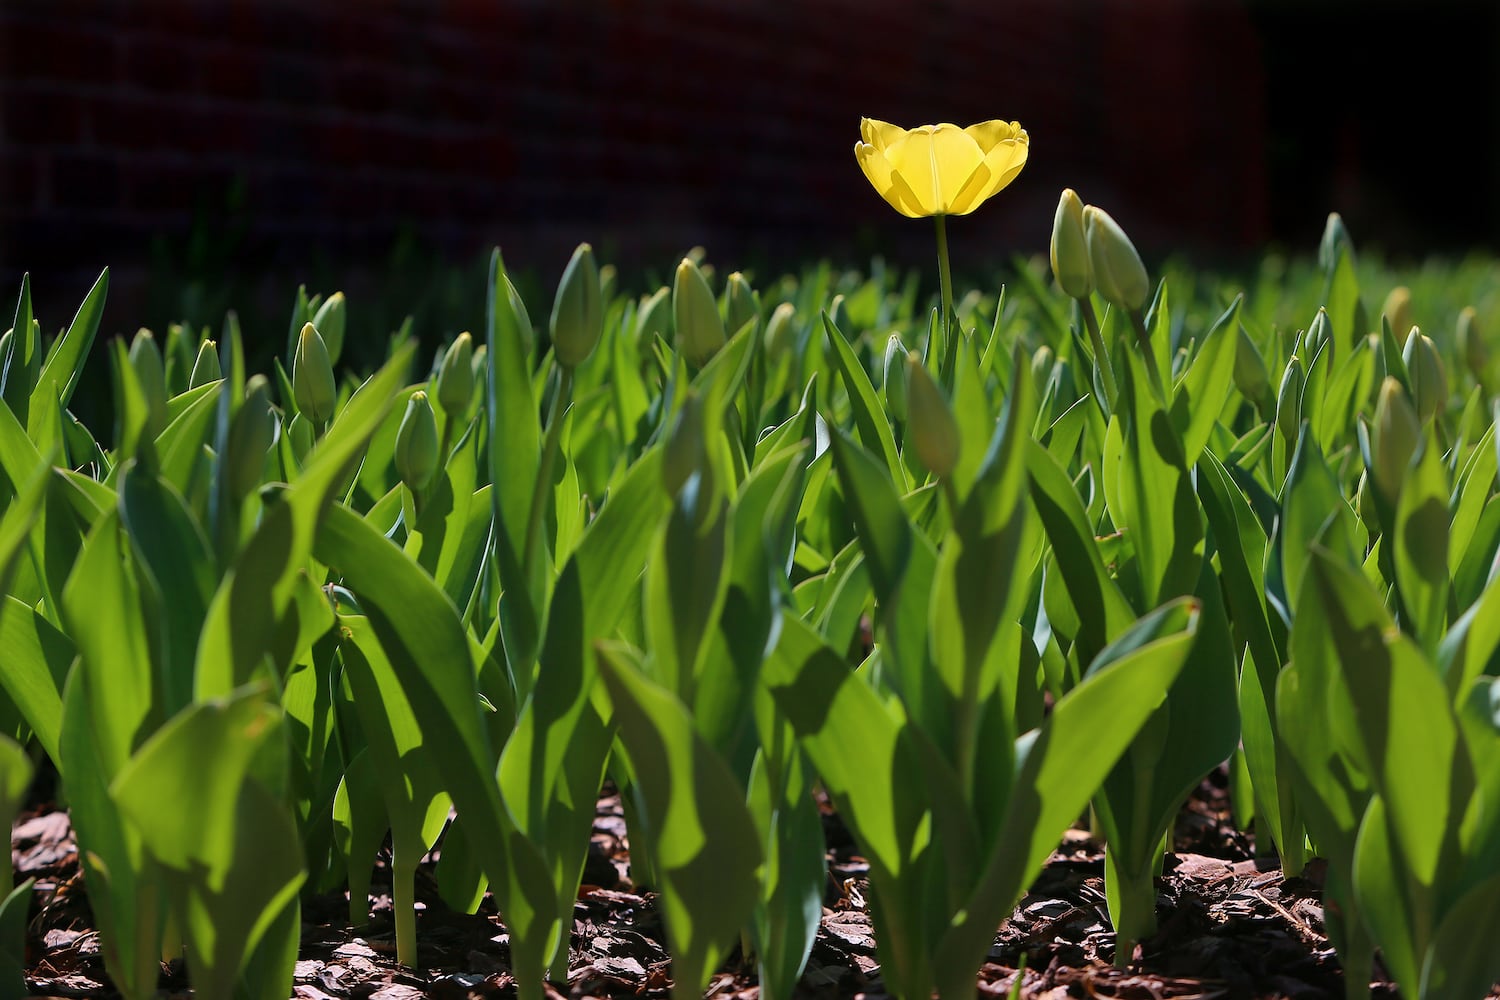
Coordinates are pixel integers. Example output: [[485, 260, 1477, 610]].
[[854, 118, 1028, 218]]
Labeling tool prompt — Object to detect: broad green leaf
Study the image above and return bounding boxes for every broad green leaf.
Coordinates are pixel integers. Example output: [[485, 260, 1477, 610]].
[[824, 312, 905, 488], [0, 597, 70, 762], [598, 645, 762, 1000], [31, 267, 107, 428], [1393, 430, 1450, 654], [1169, 295, 1239, 467], [939, 598, 1199, 990], [1026, 441, 1134, 667], [196, 344, 415, 697]]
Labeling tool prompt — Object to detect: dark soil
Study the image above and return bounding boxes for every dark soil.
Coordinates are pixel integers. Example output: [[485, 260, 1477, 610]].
[[10, 770, 1496, 999]]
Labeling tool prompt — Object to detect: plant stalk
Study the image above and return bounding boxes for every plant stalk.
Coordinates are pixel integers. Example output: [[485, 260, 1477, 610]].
[[1129, 307, 1166, 398], [523, 366, 574, 579], [935, 214, 956, 391], [1079, 297, 1119, 406]]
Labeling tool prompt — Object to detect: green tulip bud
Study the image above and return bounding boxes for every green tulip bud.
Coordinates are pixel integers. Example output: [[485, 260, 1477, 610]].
[[1355, 470, 1379, 534], [1083, 205, 1150, 312], [599, 263, 618, 304], [395, 390, 440, 494], [906, 353, 960, 478], [1372, 377, 1420, 503], [636, 287, 672, 345], [469, 343, 489, 387], [1301, 308, 1334, 366], [436, 332, 475, 420], [1275, 358, 1304, 444], [550, 243, 603, 370], [189, 338, 221, 388], [1382, 286, 1413, 345], [1401, 330, 1448, 423], [1319, 212, 1354, 271], [311, 291, 347, 365], [225, 375, 274, 500], [1031, 345, 1056, 397], [1458, 307, 1488, 381], [662, 390, 705, 499], [1050, 188, 1092, 298], [505, 273, 535, 355], [128, 328, 169, 436], [1233, 326, 1270, 410], [764, 301, 797, 358], [828, 293, 851, 337], [882, 333, 909, 422], [725, 271, 760, 337], [293, 322, 338, 425], [673, 257, 726, 365]]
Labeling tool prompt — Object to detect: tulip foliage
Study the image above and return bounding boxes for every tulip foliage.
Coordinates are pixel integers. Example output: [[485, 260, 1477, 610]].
[[3, 210, 1500, 1000]]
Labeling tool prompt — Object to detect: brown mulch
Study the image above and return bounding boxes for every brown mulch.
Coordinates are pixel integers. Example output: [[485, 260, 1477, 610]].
[[9, 768, 1492, 999]]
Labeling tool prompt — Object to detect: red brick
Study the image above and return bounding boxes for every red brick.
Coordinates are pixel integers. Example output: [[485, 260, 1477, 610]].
[[49, 153, 122, 211], [4, 17, 119, 84], [1, 86, 84, 145], [195, 43, 261, 102], [123, 35, 197, 94]]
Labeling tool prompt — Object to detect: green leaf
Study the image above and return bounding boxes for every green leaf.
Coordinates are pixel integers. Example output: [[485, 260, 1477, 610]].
[[1169, 295, 1239, 467], [823, 311, 905, 488], [1026, 441, 1134, 668], [195, 343, 415, 697], [1393, 430, 1450, 655], [2, 275, 34, 420], [598, 644, 762, 1000], [31, 267, 107, 428]]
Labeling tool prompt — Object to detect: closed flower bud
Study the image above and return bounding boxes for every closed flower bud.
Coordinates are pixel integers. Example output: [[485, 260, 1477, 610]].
[[725, 271, 760, 337], [599, 263, 617, 304], [469, 343, 489, 387], [1050, 188, 1092, 298], [1275, 358, 1304, 443], [189, 338, 221, 388], [225, 375, 274, 500], [1302, 308, 1334, 366], [311, 291, 347, 365], [1401, 330, 1448, 423], [764, 301, 797, 358], [882, 333, 909, 422], [828, 293, 851, 337], [1355, 470, 1379, 533], [1458, 307, 1488, 380], [662, 390, 705, 499], [1083, 205, 1150, 312], [636, 287, 672, 345], [1319, 212, 1354, 271], [550, 243, 603, 370], [1373, 377, 1420, 503], [1233, 326, 1270, 410], [906, 353, 960, 478], [1382, 286, 1414, 345], [436, 332, 475, 420], [128, 328, 169, 436], [505, 273, 535, 355], [395, 391, 440, 493], [1031, 344, 1056, 396], [673, 257, 726, 365], [293, 322, 338, 425]]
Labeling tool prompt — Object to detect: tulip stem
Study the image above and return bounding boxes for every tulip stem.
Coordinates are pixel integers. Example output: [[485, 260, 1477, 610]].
[[1079, 297, 1119, 407], [523, 366, 574, 579], [1129, 308, 1166, 399], [934, 214, 956, 390]]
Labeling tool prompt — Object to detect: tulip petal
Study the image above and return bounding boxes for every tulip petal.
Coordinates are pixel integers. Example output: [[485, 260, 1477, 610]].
[[950, 129, 1030, 216], [861, 117, 909, 152], [884, 124, 985, 216], [855, 142, 925, 218], [963, 119, 1024, 153]]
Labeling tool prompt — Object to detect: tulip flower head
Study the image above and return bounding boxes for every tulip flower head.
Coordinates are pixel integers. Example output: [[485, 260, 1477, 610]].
[[855, 118, 1028, 218]]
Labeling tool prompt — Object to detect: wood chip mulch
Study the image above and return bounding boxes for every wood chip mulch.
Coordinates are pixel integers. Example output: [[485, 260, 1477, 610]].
[[11, 769, 1499, 999]]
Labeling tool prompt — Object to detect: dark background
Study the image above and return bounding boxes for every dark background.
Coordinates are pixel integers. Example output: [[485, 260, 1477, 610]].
[[2, 0, 1497, 344]]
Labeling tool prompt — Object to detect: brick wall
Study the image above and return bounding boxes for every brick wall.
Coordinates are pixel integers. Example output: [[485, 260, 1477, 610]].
[[1, 0, 1271, 333]]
